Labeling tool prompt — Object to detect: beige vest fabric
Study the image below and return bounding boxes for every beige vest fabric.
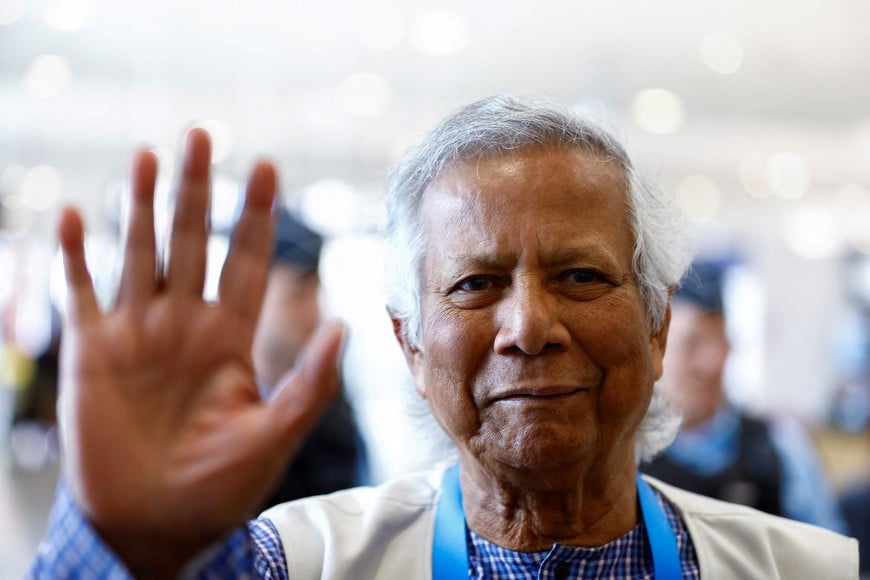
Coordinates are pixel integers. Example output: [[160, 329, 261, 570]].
[[263, 466, 859, 579], [650, 477, 858, 579]]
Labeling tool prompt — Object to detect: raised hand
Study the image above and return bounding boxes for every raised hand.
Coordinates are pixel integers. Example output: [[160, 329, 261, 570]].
[[56, 129, 345, 576]]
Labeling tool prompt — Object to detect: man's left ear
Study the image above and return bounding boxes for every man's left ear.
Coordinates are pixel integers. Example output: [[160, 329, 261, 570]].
[[387, 309, 428, 399], [650, 303, 671, 380]]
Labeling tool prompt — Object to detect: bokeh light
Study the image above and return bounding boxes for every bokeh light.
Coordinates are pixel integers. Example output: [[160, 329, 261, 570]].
[[766, 152, 810, 200], [336, 72, 393, 118], [676, 175, 722, 222], [20, 165, 62, 211], [784, 205, 841, 260], [631, 88, 684, 134], [409, 11, 470, 57], [700, 31, 744, 75], [23, 55, 72, 99], [43, 0, 96, 32]]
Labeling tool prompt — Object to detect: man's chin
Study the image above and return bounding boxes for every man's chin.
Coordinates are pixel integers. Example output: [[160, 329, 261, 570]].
[[486, 436, 595, 476]]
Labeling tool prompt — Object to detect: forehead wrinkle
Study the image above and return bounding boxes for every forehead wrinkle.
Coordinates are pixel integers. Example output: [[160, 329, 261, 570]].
[[440, 245, 514, 274], [536, 245, 624, 271]]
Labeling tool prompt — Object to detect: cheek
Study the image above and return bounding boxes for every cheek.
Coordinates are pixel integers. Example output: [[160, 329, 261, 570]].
[[573, 300, 656, 435], [417, 307, 489, 441], [574, 299, 653, 372]]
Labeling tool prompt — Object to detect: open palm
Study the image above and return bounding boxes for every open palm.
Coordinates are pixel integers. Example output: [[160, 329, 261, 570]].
[[56, 130, 344, 574]]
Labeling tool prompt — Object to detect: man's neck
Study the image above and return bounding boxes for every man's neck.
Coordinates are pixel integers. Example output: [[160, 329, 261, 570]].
[[459, 459, 639, 552]]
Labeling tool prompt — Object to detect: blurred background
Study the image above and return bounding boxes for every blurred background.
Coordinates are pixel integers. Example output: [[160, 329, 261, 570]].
[[1, 0, 868, 574]]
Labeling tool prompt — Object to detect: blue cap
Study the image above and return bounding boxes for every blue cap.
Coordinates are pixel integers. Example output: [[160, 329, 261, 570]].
[[673, 261, 724, 312], [271, 208, 323, 272]]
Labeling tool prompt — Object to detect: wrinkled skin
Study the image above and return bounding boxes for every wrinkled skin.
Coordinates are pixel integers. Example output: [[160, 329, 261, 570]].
[[392, 148, 670, 550], [57, 129, 344, 577]]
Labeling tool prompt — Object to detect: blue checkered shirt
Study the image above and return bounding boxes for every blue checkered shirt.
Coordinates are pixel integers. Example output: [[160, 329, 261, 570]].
[[466, 491, 699, 579], [30, 481, 699, 579]]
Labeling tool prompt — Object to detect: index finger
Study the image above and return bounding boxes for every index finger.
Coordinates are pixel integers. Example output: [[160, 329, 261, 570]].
[[218, 160, 277, 321], [58, 206, 99, 326]]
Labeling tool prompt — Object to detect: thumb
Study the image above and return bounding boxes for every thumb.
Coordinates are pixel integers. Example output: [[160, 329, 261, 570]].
[[268, 320, 347, 444]]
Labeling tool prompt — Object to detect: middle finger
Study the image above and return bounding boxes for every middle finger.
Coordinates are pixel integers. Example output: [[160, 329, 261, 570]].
[[165, 128, 211, 297]]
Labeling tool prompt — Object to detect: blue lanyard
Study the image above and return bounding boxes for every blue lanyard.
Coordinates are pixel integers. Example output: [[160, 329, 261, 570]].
[[432, 465, 467, 578], [432, 465, 682, 579], [637, 475, 683, 579]]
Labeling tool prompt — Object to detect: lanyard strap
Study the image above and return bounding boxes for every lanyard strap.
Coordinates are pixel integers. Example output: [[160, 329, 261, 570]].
[[637, 475, 683, 579], [432, 466, 682, 579], [432, 464, 468, 579]]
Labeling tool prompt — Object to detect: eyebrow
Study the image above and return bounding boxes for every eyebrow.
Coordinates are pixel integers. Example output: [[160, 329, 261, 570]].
[[441, 245, 621, 272], [544, 246, 618, 268]]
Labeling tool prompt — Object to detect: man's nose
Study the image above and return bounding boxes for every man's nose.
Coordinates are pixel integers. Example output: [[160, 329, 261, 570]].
[[493, 280, 571, 355]]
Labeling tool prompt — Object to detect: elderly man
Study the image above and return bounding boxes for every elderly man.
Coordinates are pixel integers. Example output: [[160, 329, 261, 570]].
[[33, 96, 857, 578]]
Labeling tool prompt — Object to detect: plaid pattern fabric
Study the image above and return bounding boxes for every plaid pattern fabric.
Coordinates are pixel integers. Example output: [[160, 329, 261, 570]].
[[32, 481, 699, 579], [28, 482, 274, 579], [250, 518, 288, 579], [467, 486, 700, 579], [29, 482, 133, 580]]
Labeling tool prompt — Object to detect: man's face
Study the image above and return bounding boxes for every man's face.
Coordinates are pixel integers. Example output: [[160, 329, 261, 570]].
[[400, 148, 668, 480], [252, 264, 321, 388], [660, 301, 729, 428]]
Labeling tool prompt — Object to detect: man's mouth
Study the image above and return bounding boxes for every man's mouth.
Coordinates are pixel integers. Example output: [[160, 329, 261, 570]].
[[493, 385, 588, 402]]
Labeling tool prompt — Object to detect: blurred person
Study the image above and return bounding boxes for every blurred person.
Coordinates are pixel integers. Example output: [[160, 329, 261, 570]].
[[11, 305, 61, 428], [1, 293, 37, 412], [32, 96, 858, 578], [1, 269, 62, 471], [251, 206, 366, 507], [840, 481, 870, 578], [642, 261, 848, 532]]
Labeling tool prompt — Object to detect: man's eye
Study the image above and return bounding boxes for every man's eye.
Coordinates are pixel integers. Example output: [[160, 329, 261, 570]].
[[564, 269, 605, 284], [455, 276, 496, 292]]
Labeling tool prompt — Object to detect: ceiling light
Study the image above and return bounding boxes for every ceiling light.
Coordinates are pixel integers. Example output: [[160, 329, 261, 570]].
[[43, 0, 96, 32], [675, 175, 721, 222], [700, 31, 744, 75], [24, 55, 72, 99], [784, 205, 841, 260], [766, 152, 809, 200], [409, 11, 469, 57], [631, 88, 684, 134], [21, 165, 62, 211]]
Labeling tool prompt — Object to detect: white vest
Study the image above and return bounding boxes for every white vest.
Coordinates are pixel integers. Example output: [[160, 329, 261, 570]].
[[262, 465, 859, 579]]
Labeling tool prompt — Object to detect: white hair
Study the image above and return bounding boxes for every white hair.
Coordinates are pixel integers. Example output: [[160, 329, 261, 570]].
[[384, 94, 692, 461]]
